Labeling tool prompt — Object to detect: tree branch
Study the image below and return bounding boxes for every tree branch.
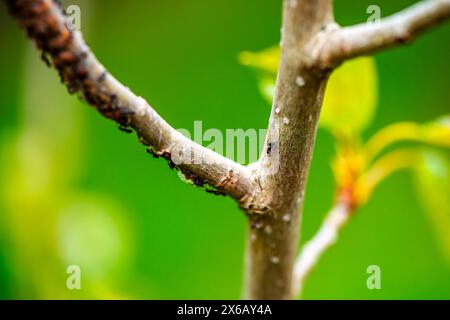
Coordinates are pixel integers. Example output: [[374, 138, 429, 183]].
[[313, 0, 450, 68], [243, 0, 334, 299], [6, 0, 253, 201], [292, 202, 352, 297], [8, 0, 450, 301]]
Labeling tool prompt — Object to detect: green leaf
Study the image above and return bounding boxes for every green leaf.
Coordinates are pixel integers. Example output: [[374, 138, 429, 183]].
[[364, 115, 450, 163], [57, 194, 132, 280], [256, 75, 277, 104], [238, 47, 280, 75], [414, 150, 450, 265], [238, 47, 279, 105], [239, 46, 378, 136], [321, 57, 378, 136], [423, 115, 450, 148]]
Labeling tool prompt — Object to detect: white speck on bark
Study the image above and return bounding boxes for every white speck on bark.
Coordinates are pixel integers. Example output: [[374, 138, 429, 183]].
[[271, 256, 280, 264], [295, 76, 305, 87]]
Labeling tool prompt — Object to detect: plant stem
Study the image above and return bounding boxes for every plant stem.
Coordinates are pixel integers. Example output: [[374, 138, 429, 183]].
[[243, 0, 333, 300]]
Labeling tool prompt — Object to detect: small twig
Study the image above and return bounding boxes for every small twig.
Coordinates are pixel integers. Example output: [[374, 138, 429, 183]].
[[292, 202, 352, 297], [313, 0, 450, 68], [292, 149, 421, 297]]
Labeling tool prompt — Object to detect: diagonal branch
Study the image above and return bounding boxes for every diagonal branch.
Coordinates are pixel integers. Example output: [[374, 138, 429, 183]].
[[6, 0, 253, 201], [313, 0, 450, 68]]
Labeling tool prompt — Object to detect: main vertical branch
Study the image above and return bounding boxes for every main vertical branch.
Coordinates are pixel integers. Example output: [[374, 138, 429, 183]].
[[244, 0, 334, 299]]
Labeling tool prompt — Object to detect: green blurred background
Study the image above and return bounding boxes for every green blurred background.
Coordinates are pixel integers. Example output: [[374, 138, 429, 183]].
[[0, 0, 449, 299]]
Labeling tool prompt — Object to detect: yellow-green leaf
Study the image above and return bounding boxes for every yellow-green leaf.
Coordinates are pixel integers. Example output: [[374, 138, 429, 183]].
[[57, 194, 132, 280], [414, 150, 450, 265], [238, 47, 279, 105], [364, 115, 450, 163], [257, 75, 277, 104], [239, 46, 378, 136], [321, 57, 378, 136], [238, 47, 280, 75], [423, 116, 450, 148]]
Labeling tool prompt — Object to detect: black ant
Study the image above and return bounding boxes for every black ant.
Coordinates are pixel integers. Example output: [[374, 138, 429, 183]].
[[193, 177, 205, 187], [146, 147, 160, 158], [206, 189, 225, 196], [118, 126, 133, 134], [97, 71, 107, 82], [41, 51, 51, 67], [266, 142, 272, 155]]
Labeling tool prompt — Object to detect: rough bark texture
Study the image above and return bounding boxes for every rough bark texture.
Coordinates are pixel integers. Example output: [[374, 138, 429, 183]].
[[243, 0, 334, 300]]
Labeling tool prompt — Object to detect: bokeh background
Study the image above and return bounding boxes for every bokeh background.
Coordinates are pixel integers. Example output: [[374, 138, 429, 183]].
[[0, 0, 449, 299]]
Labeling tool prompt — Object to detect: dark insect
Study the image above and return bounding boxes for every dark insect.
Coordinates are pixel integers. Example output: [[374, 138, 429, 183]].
[[41, 51, 51, 67], [118, 126, 133, 134], [193, 177, 204, 187], [266, 142, 272, 155], [67, 83, 78, 94], [168, 161, 176, 170], [111, 107, 135, 127], [97, 71, 107, 82], [56, 50, 77, 66], [205, 189, 225, 196], [74, 64, 88, 80], [46, 15, 60, 38], [138, 135, 150, 147], [48, 29, 71, 53], [120, 107, 135, 116], [146, 148, 160, 158]]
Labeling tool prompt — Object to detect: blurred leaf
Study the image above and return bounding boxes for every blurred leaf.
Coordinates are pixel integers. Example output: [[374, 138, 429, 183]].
[[321, 57, 378, 136], [22, 45, 84, 185], [357, 115, 450, 205], [239, 46, 378, 136], [256, 75, 277, 104], [414, 150, 450, 265], [358, 149, 420, 205], [0, 2, 134, 297], [238, 47, 279, 105], [423, 115, 450, 147], [57, 194, 132, 281], [238, 47, 280, 75], [364, 115, 450, 163]]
